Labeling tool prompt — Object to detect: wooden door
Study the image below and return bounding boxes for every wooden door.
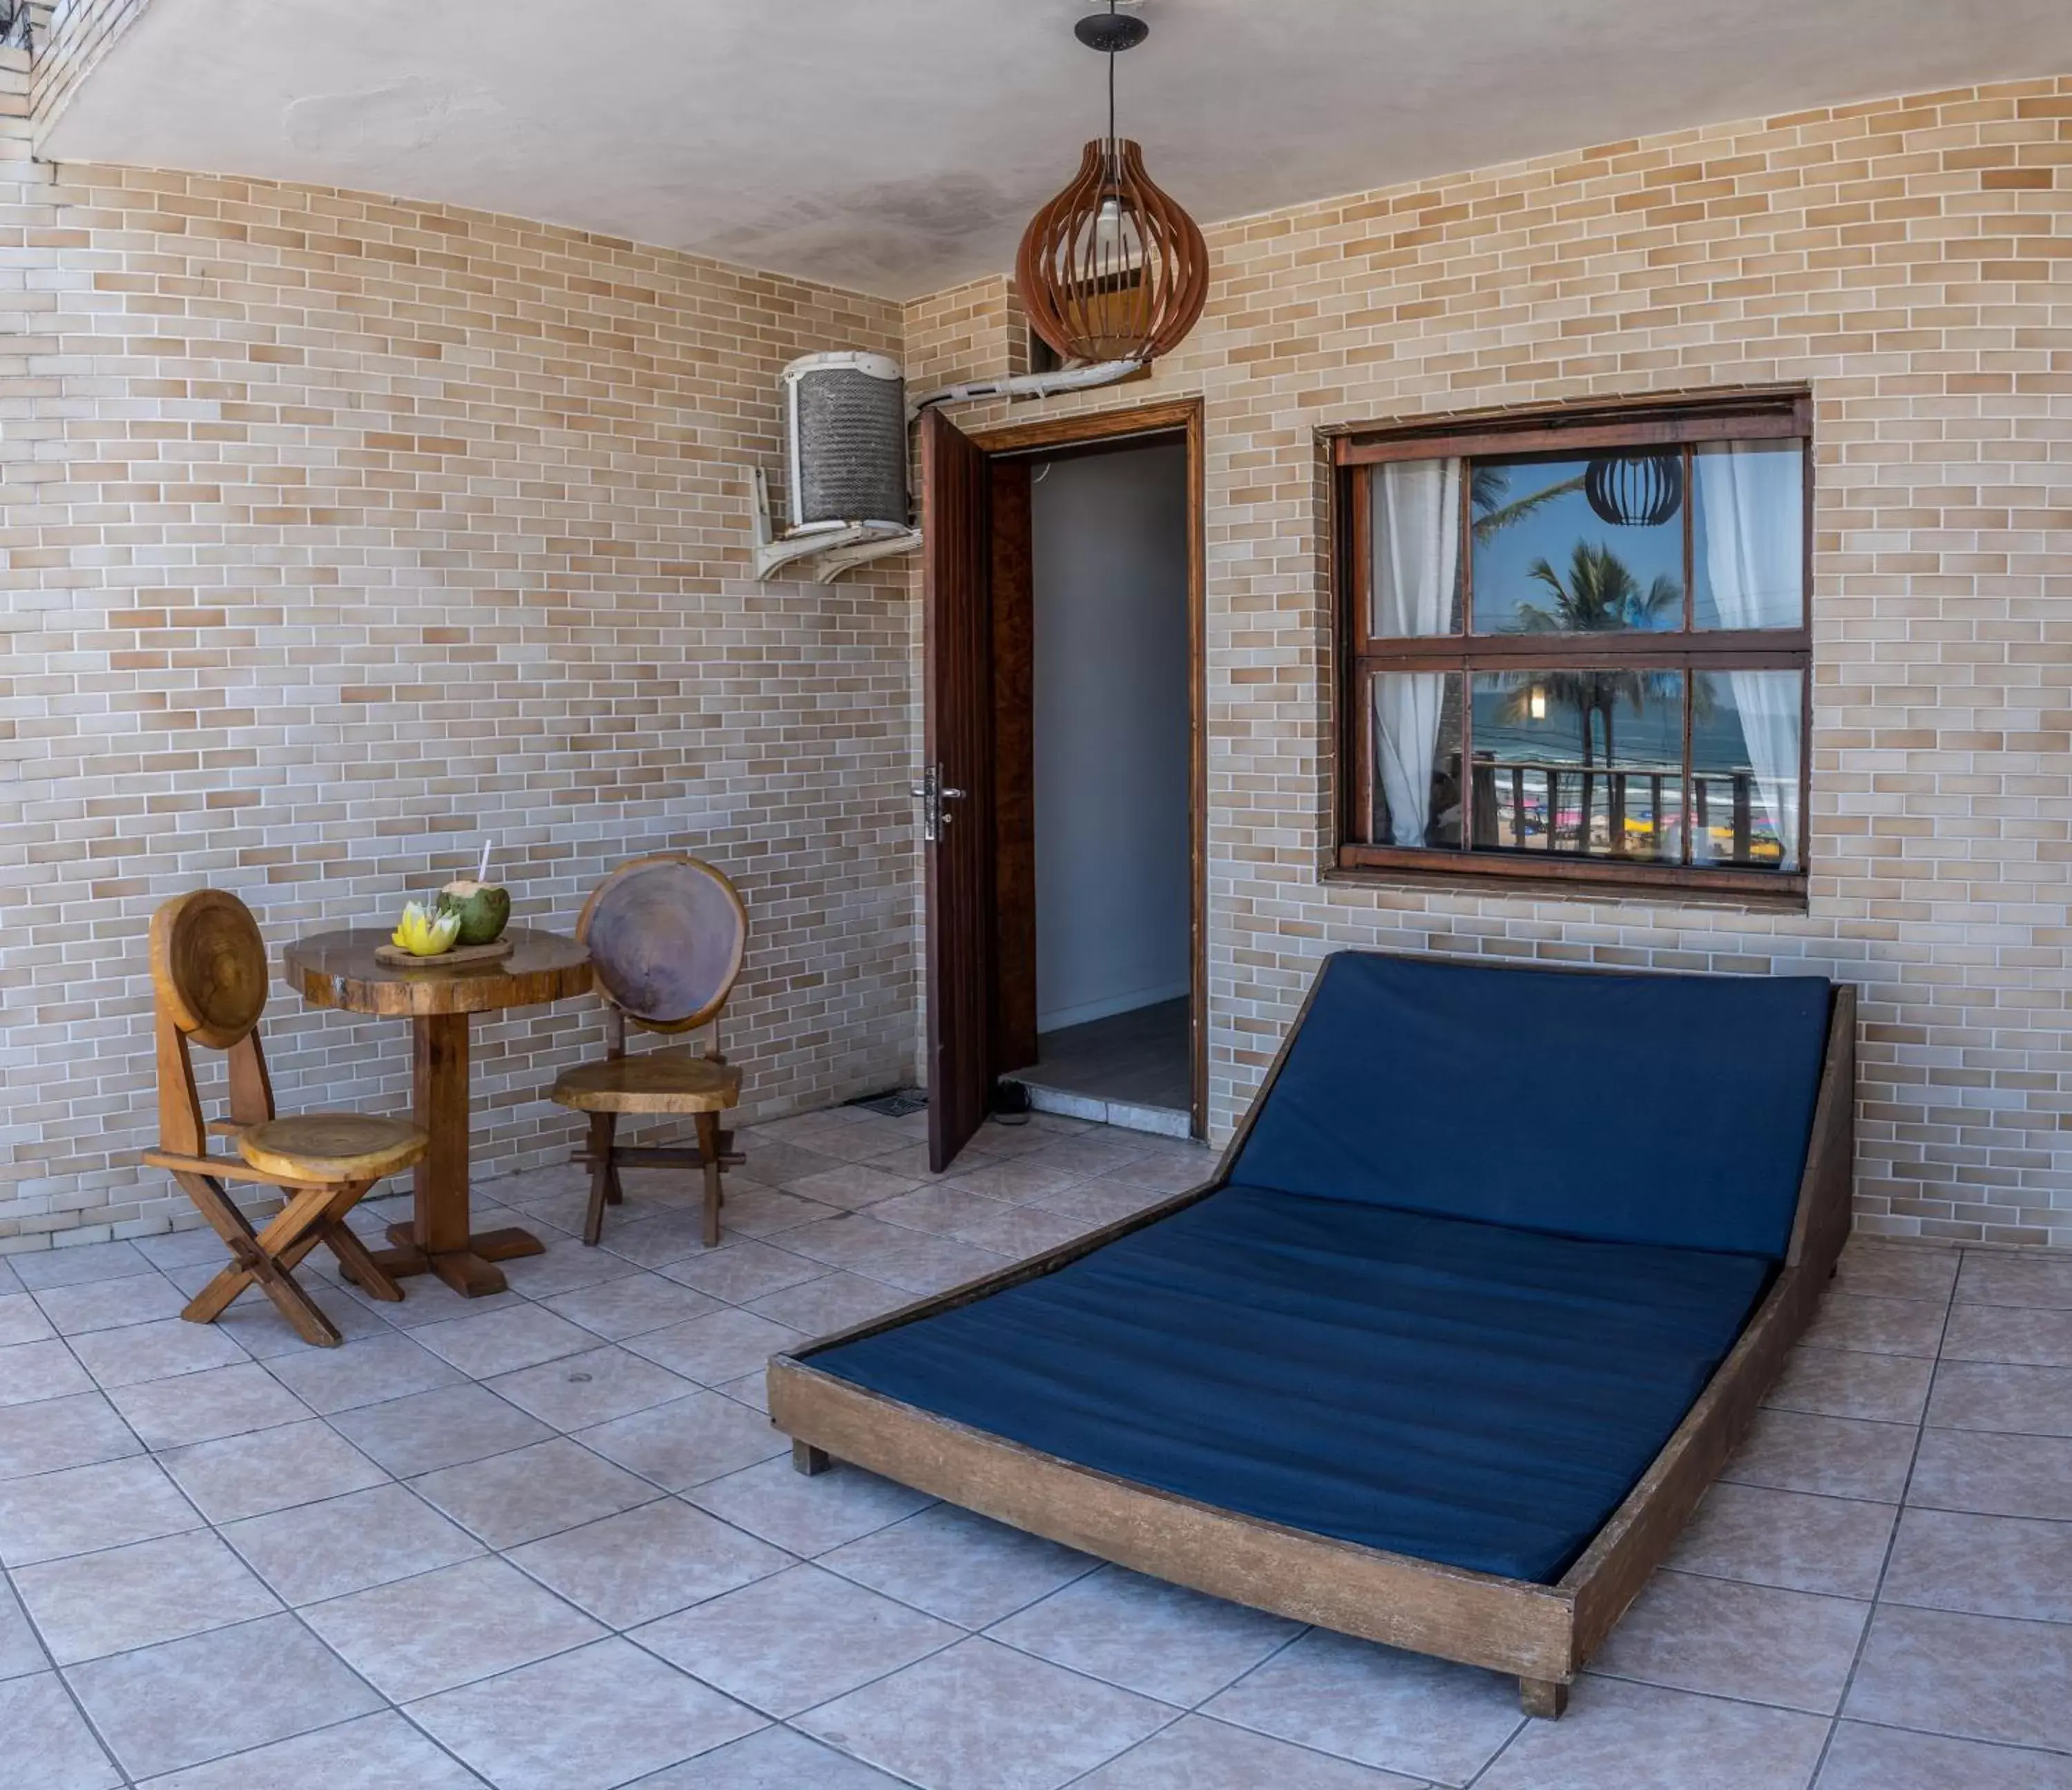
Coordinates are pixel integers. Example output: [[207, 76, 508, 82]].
[[921, 408, 996, 1171]]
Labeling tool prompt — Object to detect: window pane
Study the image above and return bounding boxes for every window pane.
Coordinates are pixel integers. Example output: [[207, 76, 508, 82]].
[[1692, 441, 1803, 631], [1369, 459, 1463, 637], [1371, 671, 1462, 847], [1469, 668, 1685, 861], [1470, 452, 1685, 637], [1691, 670, 1803, 872]]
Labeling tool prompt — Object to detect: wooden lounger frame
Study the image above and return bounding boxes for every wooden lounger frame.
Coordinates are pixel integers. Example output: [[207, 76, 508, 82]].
[[768, 956, 1857, 1718]]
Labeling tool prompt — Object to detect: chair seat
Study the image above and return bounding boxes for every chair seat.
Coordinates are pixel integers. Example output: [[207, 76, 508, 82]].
[[551, 1050, 742, 1115], [238, 1113, 428, 1184]]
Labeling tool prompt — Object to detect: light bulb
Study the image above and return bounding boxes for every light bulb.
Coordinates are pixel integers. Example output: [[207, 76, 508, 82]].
[[1529, 686, 1547, 721]]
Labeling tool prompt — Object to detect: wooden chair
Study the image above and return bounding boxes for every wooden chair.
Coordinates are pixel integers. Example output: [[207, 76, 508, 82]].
[[146, 890, 429, 1347], [550, 854, 747, 1249]]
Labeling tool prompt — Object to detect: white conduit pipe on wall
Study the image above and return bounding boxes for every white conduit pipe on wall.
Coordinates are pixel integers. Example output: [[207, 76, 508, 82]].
[[907, 360, 1144, 419]]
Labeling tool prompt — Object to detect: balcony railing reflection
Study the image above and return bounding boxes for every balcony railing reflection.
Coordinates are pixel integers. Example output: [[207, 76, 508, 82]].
[[1463, 753, 1772, 862]]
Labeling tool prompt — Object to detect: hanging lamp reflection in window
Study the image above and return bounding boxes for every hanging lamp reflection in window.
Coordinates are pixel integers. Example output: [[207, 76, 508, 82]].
[[1583, 452, 1685, 528], [1015, 2, 1209, 367]]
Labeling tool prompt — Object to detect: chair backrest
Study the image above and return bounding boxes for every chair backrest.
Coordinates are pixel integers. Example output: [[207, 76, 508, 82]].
[[1229, 950, 1834, 1260], [577, 854, 747, 1034], [149, 889, 276, 1153]]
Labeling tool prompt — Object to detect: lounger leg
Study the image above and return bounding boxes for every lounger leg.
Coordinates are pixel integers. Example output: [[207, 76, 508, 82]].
[[792, 1440, 831, 1477], [1519, 1677, 1569, 1719]]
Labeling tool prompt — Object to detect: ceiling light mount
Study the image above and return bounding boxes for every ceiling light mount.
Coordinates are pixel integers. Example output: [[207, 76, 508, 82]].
[[1073, 10, 1148, 54]]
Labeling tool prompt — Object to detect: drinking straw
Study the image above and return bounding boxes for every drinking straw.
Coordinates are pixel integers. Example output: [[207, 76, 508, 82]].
[[478, 839, 492, 884]]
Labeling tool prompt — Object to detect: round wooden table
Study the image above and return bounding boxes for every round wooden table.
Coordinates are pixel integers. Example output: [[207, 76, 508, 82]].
[[282, 927, 593, 1298]]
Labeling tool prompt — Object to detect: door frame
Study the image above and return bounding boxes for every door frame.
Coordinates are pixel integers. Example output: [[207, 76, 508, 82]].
[[970, 396, 1207, 1139]]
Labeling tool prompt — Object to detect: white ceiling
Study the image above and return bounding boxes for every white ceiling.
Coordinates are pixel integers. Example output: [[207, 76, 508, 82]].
[[41, 0, 2072, 300]]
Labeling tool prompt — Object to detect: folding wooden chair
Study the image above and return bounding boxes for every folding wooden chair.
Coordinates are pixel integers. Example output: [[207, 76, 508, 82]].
[[550, 854, 747, 1249], [145, 889, 429, 1347]]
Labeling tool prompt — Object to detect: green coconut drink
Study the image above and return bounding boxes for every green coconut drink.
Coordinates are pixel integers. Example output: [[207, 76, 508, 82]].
[[437, 878, 510, 945]]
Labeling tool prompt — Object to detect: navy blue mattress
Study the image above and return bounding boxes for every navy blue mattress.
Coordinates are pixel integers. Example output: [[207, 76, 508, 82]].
[[811, 1183, 1774, 1583]]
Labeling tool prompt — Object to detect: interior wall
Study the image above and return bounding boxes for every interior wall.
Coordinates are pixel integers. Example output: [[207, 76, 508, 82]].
[[1030, 443, 1191, 1034], [903, 73, 2072, 1251], [0, 45, 917, 1252]]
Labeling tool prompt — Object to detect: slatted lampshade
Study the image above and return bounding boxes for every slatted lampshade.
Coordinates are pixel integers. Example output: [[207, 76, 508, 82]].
[[1584, 452, 1685, 528], [1015, 5, 1208, 367]]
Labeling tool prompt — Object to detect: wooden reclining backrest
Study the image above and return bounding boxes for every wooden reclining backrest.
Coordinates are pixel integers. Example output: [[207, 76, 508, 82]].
[[577, 854, 747, 1041], [149, 889, 276, 1155]]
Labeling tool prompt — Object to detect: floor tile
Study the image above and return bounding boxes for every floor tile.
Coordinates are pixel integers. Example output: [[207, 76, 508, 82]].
[[1957, 1251, 2072, 1311], [0, 1454, 202, 1566], [134, 1708, 488, 1789], [544, 1273, 719, 1340], [260, 1332, 462, 1414], [411, 1435, 658, 1546], [1202, 1628, 1522, 1783], [0, 1577, 48, 1680], [1833, 1240, 1959, 1303], [132, 1229, 236, 1273], [1815, 1720, 2072, 1789], [856, 1234, 1007, 1296], [629, 1722, 910, 1787], [992, 1564, 1301, 1705], [798, 1635, 1173, 1790], [705, 1186, 838, 1240], [1720, 1409, 1917, 1502], [66, 1611, 381, 1780], [212, 1280, 394, 1355], [602, 1210, 738, 1269], [784, 1165, 923, 1211], [1942, 1304, 2072, 1369], [768, 1213, 919, 1271], [1881, 1506, 2072, 1622], [869, 1184, 1013, 1237], [660, 1240, 827, 1304], [302, 1554, 604, 1700], [0, 1290, 56, 1347], [626, 1309, 805, 1385], [108, 1361, 312, 1450], [408, 1635, 765, 1790], [1588, 1569, 1867, 1714], [494, 1238, 644, 1299], [823, 1503, 1096, 1629], [1030, 1179, 1176, 1226], [747, 1272, 913, 1336], [633, 1563, 957, 1717], [32, 1270, 189, 1336], [0, 1392, 143, 1482], [488, 1345, 699, 1431], [716, 1369, 771, 1414], [573, 1389, 787, 1490], [1076, 1715, 1423, 1788], [68, 1318, 249, 1390], [506, 1496, 789, 1627], [0, 1671, 122, 1790], [1479, 1675, 1827, 1790], [1803, 1292, 1946, 1359], [1667, 1481, 1896, 1599], [1844, 1604, 2072, 1751], [950, 1205, 1093, 1260], [15, 1529, 281, 1664], [0, 1338, 95, 1407], [1927, 1359, 2072, 1436], [1763, 1345, 1936, 1425], [411, 1304, 597, 1378], [11, 1242, 153, 1291], [1908, 1429, 2072, 1519], [160, 1418, 388, 1523], [685, 1456, 934, 1555], [327, 1381, 554, 1477], [941, 1159, 1086, 1204], [221, 1481, 483, 1604]]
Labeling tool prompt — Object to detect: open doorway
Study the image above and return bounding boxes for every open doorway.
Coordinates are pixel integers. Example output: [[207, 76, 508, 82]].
[[918, 400, 1203, 1171], [1010, 439, 1191, 1130]]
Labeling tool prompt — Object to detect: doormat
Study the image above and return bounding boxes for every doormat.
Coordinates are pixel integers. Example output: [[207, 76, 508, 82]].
[[846, 1088, 928, 1119]]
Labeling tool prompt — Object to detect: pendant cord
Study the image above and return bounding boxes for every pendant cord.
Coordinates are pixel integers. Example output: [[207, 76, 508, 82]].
[[1106, 0, 1118, 180]]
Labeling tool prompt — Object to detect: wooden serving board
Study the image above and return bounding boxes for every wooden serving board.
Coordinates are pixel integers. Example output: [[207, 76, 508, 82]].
[[374, 936, 515, 971]]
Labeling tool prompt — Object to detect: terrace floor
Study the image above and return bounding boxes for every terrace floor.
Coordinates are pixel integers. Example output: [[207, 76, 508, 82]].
[[1, 1105, 2068, 1789]]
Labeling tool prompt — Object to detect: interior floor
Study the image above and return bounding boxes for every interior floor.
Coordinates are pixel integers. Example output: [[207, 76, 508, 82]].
[[1019, 997, 1190, 1113]]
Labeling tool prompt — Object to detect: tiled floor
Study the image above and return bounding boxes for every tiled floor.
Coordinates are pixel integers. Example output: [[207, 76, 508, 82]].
[[1019, 1000, 1192, 1115], [2, 1105, 2070, 1788]]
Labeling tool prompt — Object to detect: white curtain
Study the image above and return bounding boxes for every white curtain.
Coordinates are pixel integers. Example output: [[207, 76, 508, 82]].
[[1695, 443, 1803, 871], [1370, 459, 1461, 845]]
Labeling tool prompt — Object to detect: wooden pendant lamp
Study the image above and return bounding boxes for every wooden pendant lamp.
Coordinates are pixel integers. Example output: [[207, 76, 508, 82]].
[[1015, 3, 1208, 367]]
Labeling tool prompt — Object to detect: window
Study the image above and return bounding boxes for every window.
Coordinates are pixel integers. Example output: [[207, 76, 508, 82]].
[[1335, 394, 1811, 898]]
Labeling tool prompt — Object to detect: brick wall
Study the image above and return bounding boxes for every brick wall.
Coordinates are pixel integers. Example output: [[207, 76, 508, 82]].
[[0, 54, 917, 1250], [902, 76, 2072, 1249]]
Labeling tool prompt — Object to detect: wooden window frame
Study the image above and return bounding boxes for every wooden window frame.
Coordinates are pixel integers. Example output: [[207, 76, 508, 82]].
[[1333, 393, 1813, 903]]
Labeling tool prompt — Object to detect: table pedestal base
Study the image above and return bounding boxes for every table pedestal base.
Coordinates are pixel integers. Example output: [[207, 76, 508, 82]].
[[365, 1222, 545, 1298]]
